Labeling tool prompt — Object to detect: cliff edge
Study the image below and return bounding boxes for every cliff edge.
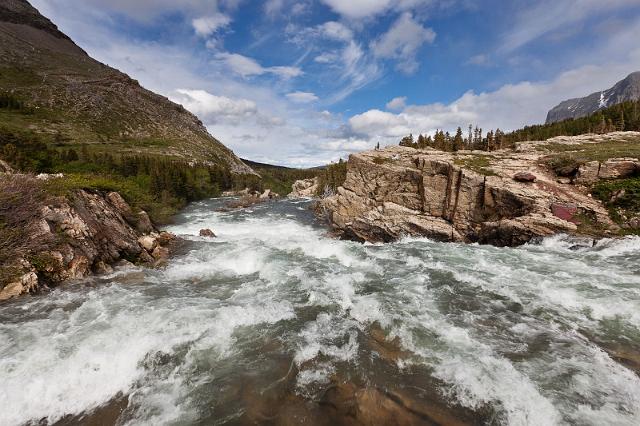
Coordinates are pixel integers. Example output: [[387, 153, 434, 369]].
[[318, 132, 640, 246]]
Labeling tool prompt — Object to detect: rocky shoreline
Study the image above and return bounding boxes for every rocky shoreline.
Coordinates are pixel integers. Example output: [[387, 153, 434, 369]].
[[317, 132, 639, 246], [0, 174, 179, 301]]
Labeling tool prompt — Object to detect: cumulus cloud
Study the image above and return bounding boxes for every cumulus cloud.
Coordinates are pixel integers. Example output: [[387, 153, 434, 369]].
[[370, 12, 436, 74], [214, 52, 303, 79], [172, 89, 258, 123], [348, 57, 640, 144], [192, 13, 231, 37], [286, 91, 319, 103]]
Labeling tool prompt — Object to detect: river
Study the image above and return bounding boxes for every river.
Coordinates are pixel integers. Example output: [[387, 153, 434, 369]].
[[1, 198, 639, 426]]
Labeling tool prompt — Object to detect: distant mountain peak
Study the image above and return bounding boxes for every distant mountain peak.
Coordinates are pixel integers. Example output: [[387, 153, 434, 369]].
[[546, 71, 640, 124]]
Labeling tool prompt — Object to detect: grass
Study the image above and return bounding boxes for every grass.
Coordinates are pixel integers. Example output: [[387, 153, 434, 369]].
[[43, 174, 181, 224], [454, 155, 498, 176], [592, 177, 640, 235], [540, 137, 640, 162]]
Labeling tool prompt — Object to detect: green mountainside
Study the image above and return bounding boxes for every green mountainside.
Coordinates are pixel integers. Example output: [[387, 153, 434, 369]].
[[0, 0, 253, 174]]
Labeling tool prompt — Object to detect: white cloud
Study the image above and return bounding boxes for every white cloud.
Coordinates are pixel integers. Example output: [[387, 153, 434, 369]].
[[264, 0, 284, 17], [314, 52, 339, 63], [501, 0, 640, 53], [348, 56, 640, 144], [214, 52, 303, 79], [466, 54, 489, 66], [318, 21, 354, 41], [370, 13, 436, 74], [286, 91, 319, 103], [192, 14, 231, 37], [349, 109, 409, 137], [320, 0, 392, 19], [171, 89, 258, 123], [386, 96, 407, 110]]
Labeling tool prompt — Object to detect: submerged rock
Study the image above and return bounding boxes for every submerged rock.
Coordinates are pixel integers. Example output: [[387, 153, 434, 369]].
[[199, 228, 216, 238]]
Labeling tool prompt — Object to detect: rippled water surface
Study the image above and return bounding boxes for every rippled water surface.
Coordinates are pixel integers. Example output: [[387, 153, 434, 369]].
[[1, 199, 640, 426]]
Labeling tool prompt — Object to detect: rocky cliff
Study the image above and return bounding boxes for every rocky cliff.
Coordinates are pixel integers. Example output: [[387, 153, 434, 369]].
[[546, 72, 640, 124], [0, 0, 253, 174], [0, 174, 178, 301], [318, 132, 640, 246]]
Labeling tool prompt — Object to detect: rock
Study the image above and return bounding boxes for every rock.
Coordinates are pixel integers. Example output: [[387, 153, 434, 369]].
[[318, 145, 615, 246], [0, 159, 14, 174], [138, 235, 157, 252], [0, 175, 172, 299], [93, 261, 113, 275], [513, 172, 537, 182], [151, 246, 170, 266], [551, 203, 579, 223], [136, 211, 154, 234], [106, 191, 132, 214], [289, 178, 320, 198], [35, 173, 64, 180], [199, 228, 216, 238], [0, 272, 38, 301], [156, 231, 176, 246], [259, 189, 271, 199]]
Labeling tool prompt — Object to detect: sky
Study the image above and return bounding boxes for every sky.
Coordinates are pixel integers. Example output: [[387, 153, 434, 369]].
[[30, 0, 640, 167]]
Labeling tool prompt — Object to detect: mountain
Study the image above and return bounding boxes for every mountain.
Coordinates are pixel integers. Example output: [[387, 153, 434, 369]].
[[0, 0, 253, 174], [546, 72, 640, 124]]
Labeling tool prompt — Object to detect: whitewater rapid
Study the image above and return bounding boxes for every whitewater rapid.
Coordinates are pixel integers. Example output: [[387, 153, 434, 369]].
[[1, 198, 639, 425]]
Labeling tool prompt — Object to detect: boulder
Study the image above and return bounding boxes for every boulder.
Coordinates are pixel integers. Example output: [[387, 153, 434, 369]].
[[0, 272, 38, 301], [513, 172, 537, 182], [259, 189, 271, 199], [136, 211, 154, 234], [138, 235, 157, 252], [289, 178, 320, 198], [199, 228, 216, 238]]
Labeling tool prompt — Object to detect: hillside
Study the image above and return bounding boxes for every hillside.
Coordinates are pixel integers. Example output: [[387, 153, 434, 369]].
[[546, 71, 640, 124], [0, 0, 253, 174]]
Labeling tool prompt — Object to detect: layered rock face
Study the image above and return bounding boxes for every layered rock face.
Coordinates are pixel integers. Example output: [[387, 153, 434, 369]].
[[0, 176, 177, 301], [318, 135, 638, 246], [289, 177, 319, 198]]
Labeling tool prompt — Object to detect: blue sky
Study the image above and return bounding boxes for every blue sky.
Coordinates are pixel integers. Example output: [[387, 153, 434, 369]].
[[31, 0, 640, 166]]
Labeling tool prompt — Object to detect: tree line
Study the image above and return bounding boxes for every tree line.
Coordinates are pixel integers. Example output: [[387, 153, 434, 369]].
[[398, 99, 640, 152], [398, 125, 512, 152]]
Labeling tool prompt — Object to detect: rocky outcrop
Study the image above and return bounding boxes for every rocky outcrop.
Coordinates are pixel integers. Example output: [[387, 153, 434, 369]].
[[317, 139, 627, 246], [0, 176, 177, 301], [289, 177, 319, 198]]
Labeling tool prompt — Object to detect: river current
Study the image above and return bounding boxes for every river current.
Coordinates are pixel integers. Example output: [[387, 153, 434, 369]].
[[1, 198, 639, 426]]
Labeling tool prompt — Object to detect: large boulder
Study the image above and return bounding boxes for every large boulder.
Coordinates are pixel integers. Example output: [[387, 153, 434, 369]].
[[289, 177, 319, 198]]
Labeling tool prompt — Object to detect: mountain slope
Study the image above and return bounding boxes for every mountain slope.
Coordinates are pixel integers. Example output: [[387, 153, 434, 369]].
[[546, 72, 640, 124], [0, 0, 253, 174]]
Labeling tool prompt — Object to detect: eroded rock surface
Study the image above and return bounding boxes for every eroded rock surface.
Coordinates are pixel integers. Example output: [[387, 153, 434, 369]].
[[289, 177, 319, 198], [317, 136, 635, 246], [0, 178, 177, 301]]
